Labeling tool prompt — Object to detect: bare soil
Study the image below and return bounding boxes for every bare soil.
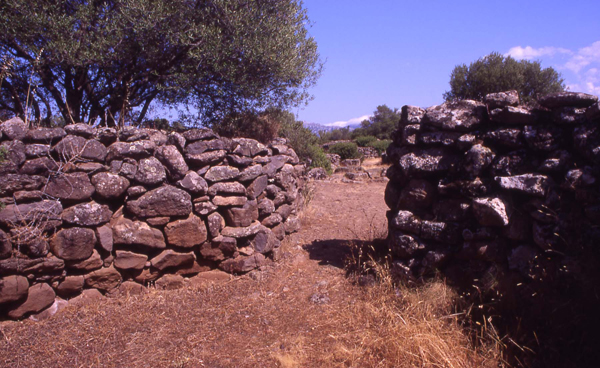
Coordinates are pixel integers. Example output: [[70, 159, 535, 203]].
[[0, 175, 498, 367]]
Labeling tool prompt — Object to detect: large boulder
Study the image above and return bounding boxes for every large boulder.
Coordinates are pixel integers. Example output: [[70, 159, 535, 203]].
[[20, 157, 58, 176], [126, 186, 192, 218], [44, 172, 95, 202], [204, 166, 240, 182], [223, 200, 258, 227], [50, 227, 97, 261], [91, 172, 130, 199], [219, 253, 266, 273], [106, 140, 156, 161], [7, 283, 55, 319], [53, 135, 107, 162], [61, 202, 112, 226], [54, 275, 85, 297], [84, 266, 122, 291], [538, 91, 598, 108], [0, 117, 27, 140], [111, 216, 166, 250], [155, 145, 188, 180], [134, 157, 167, 185], [0, 174, 45, 196], [484, 90, 520, 109], [0, 275, 29, 304], [472, 197, 509, 227], [489, 106, 536, 125], [0, 200, 62, 228], [422, 100, 487, 131], [164, 214, 208, 249], [150, 250, 195, 271], [495, 174, 551, 197], [114, 250, 148, 271], [177, 171, 208, 194]]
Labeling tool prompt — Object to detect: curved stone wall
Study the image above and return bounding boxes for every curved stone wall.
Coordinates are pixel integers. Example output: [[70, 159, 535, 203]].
[[0, 119, 304, 319]]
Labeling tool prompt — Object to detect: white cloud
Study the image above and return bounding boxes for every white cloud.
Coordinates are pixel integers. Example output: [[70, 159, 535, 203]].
[[506, 41, 600, 96], [326, 114, 371, 127], [506, 46, 572, 60]]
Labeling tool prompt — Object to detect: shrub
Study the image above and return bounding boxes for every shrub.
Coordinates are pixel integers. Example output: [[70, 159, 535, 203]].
[[368, 139, 392, 155], [328, 142, 361, 160], [354, 135, 377, 147], [307, 144, 332, 173]]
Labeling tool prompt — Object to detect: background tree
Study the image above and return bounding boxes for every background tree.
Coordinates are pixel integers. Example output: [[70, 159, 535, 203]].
[[0, 0, 322, 127], [352, 105, 400, 140], [443, 52, 565, 103]]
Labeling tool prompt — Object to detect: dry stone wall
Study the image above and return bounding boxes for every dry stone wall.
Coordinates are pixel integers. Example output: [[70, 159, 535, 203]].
[[385, 90, 600, 289], [0, 120, 304, 319]]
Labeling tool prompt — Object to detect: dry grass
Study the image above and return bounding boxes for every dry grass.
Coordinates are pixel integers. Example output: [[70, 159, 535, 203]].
[[0, 180, 501, 367]]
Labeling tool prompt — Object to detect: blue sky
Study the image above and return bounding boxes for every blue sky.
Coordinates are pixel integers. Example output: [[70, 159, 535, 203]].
[[296, 0, 600, 127]]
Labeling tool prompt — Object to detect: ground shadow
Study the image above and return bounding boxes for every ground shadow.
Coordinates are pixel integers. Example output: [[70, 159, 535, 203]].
[[303, 239, 365, 269]]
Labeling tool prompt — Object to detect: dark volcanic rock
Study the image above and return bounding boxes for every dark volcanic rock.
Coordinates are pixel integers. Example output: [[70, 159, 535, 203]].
[[0, 275, 29, 304], [7, 283, 55, 319], [219, 253, 265, 274], [398, 148, 459, 177], [111, 216, 166, 250], [472, 197, 509, 227], [84, 266, 122, 291], [0, 200, 63, 228], [538, 91, 598, 108], [64, 123, 95, 138], [61, 202, 112, 226], [106, 140, 156, 161], [224, 200, 258, 227], [134, 157, 166, 185], [155, 145, 188, 180], [204, 166, 240, 182], [151, 250, 195, 271], [126, 186, 192, 218], [44, 172, 95, 202], [50, 227, 97, 261], [484, 90, 520, 109], [182, 128, 218, 142], [0, 117, 27, 140], [177, 171, 208, 194], [398, 179, 436, 213], [91, 172, 130, 199], [24, 127, 66, 143], [114, 250, 148, 271], [164, 214, 208, 249], [495, 174, 551, 197], [232, 138, 268, 157], [0, 174, 45, 196], [490, 106, 537, 125], [200, 236, 238, 261], [422, 100, 487, 131]]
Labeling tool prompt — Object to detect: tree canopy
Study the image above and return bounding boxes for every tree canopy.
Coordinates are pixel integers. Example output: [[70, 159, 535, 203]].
[[443, 52, 565, 103], [353, 105, 400, 140], [0, 0, 322, 127]]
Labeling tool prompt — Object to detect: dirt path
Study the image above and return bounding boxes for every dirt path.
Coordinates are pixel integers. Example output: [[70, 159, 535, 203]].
[[0, 180, 390, 368]]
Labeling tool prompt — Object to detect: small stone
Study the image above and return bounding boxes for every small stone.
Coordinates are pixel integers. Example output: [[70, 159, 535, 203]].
[[219, 253, 266, 274], [213, 196, 248, 207], [495, 174, 550, 197], [114, 250, 148, 271], [221, 221, 265, 238], [111, 216, 166, 250], [96, 225, 113, 252], [54, 276, 84, 297], [126, 185, 192, 218], [84, 266, 122, 291], [150, 249, 195, 271], [134, 157, 166, 185], [67, 249, 103, 272], [238, 164, 263, 182], [43, 172, 95, 202], [61, 201, 112, 226], [177, 171, 208, 194], [472, 197, 509, 227], [155, 274, 185, 290]]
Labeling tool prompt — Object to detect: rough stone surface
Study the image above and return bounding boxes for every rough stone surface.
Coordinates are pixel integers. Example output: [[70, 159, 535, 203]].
[[55, 276, 85, 297], [484, 90, 520, 109], [111, 216, 166, 250], [204, 166, 240, 182], [91, 172, 130, 199], [164, 214, 208, 249], [84, 266, 122, 291], [539, 91, 598, 108], [151, 250, 195, 271], [422, 100, 487, 131], [134, 157, 167, 185], [155, 274, 185, 290], [176, 171, 207, 194], [219, 253, 266, 273], [472, 197, 509, 227], [495, 174, 550, 197], [0, 275, 29, 304], [114, 250, 148, 271], [7, 283, 55, 319], [62, 202, 112, 226], [43, 172, 95, 202], [207, 212, 225, 237], [127, 186, 192, 218], [50, 227, 97, 261], [1, 117, 27, 140], [223, 200, 258, 227], [155, 145, 188, 180], [96, 225, 114, 252]]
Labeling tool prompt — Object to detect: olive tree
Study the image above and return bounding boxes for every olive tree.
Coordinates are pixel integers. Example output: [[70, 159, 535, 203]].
[[444, 52, 565, 103], [0, 0, 322, 127]]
